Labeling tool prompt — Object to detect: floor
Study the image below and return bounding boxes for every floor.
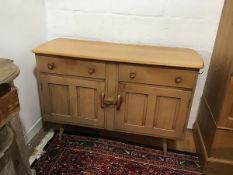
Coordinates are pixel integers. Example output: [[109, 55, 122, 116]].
[[27, 129, 54, 165], [31, 133, 201, 175], [27, 126, 197, 165]]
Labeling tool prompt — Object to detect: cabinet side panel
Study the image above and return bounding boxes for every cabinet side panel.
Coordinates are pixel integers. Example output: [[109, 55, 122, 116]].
[[197, 97, 216, 155]]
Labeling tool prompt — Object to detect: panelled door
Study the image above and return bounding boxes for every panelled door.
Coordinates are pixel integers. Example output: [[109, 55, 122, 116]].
[[39, 74, 105, 128], [115, 83, 191, 139]]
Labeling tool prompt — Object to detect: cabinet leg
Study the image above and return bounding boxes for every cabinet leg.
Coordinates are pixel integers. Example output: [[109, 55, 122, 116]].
[[163, 138, 167, 156], [59, 127, 64, 141]]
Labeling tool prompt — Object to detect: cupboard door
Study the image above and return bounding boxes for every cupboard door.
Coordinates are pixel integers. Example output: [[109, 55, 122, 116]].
[[115, 83, 191, 139], [40, 74, 105, 128]]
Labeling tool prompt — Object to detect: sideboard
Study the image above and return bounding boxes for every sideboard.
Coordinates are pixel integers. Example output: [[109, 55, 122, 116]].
[[33, 38, 203, 154]]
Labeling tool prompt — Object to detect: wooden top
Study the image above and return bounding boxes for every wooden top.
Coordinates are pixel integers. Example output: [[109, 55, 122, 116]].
[[0, 58, 20, 85], [33, 38, 203, 69]]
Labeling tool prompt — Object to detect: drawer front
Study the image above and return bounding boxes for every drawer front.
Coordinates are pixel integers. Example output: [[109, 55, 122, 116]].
[[119, 64, 197, 88], [36, 56, 106, 79]]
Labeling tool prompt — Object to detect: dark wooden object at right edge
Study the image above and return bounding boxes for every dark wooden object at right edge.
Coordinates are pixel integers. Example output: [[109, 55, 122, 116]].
[[193, 0, 233, 174]]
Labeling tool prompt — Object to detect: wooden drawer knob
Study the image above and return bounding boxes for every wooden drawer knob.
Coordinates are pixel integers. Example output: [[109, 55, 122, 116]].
[[129, 72, 136, 79], [48, 63, 55, 70], [88, 68, 95, 75], [175, 77, 182, 84]]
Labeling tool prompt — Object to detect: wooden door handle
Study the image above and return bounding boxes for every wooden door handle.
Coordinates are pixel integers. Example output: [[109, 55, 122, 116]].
[[101, 93, 115, 108], [100, 93, 122, 110], [116, 94, 122, 110], [104, 98, 115, 106]]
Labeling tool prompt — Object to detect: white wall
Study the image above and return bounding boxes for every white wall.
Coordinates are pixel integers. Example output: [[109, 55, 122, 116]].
[[0, 0, 47, 142], [45, 0, 224, 128], [0, 0, 225, 143]]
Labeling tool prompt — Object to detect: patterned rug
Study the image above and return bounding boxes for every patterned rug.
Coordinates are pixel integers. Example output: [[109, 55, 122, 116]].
[[32, 134, 201, 175]]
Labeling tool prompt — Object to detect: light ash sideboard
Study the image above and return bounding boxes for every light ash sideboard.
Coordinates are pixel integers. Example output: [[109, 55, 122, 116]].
[[33, 38, 203, 153]]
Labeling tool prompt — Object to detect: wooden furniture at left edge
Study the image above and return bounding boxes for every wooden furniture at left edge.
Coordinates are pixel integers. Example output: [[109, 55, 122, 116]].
[[33, 38, 203, 154], [0, 60, 31, 175]]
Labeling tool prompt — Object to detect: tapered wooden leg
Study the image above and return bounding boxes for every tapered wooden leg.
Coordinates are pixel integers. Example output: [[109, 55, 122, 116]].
[[59, 127, 64, 141], [163, 138, 167, 156], [8, 115, 32, 175]]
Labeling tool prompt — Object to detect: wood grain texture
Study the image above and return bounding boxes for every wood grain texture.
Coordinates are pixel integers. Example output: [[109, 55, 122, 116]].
[[194, 1, 233, 174], [49, 84, 70, 116], [193, 122, 233, 175], [210, 129, 233, 160], [36, 56, 106, 79], [0, 59, 19, 84], [34, 38, 201, 143], [105, 64, 118, 130], [40, 74, 105, 129], [218, 75, 233, 128], [33, 38, 203, 69], [0, 88, 19, 128], [119, 64, 197, 89], [197, 97, 216, 156], [204, 0, 233, 124], [115, 83, 191, 139], [0, 82, 30, 174], [0, 126, 14, 174], [8, 115, 32, 175]]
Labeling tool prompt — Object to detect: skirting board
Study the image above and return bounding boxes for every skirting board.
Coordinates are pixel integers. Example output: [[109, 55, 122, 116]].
[[24, 118, 42, 143]]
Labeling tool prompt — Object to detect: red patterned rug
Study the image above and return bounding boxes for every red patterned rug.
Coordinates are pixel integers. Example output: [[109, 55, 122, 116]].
[[32, 134, 201, 175]]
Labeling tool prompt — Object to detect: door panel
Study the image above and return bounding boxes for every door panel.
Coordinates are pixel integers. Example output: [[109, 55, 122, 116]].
[[154, 96, 180, 130], [115, 83, 191, 139], [124, 93, 148, 126], [77, 87, 97, 119], [40, 74, 105, 128], [49, 84, 70, 116]]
